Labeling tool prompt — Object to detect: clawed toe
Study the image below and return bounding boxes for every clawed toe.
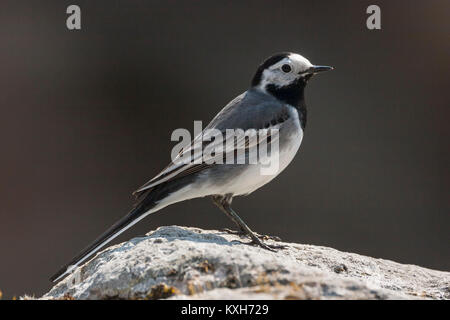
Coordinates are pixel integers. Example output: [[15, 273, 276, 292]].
[[246, 240, 286, 252], [221, 228, 282, 242], [246, 237, 287, 252], [258, 234, 282, 241], [266, 243, 287, 250]]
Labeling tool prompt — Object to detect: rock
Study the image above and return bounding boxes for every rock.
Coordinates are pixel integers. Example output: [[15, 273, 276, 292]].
[[43, 226, 450, 300]]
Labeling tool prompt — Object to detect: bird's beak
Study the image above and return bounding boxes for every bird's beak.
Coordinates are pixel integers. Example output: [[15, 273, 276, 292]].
[[309, 65, 334, 74]]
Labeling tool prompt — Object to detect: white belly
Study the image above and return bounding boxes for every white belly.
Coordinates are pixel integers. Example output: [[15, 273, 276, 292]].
[[228, 125, 303, 196]]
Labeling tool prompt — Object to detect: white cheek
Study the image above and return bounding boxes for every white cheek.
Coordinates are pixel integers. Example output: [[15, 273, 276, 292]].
[[259, 69, 296, 89]]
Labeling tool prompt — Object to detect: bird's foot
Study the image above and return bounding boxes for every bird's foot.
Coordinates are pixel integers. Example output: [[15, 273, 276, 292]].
[[247, 238, 287, 252], [221, 228, 282, 242], [221, 228, 286, 251]]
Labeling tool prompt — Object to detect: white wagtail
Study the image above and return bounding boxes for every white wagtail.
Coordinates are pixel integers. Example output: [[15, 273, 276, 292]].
[[50, 52, 332, 282]]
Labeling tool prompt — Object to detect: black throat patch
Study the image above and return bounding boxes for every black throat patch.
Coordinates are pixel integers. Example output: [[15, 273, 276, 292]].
[[265, 78, 308, 129]]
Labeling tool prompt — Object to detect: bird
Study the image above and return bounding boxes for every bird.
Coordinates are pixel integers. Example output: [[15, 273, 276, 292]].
[[50, 52, 333, 282]]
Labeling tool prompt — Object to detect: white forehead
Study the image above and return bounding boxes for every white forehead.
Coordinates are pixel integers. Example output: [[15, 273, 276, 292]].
[[288, 53, 313, 70], [269, 53, 313, 73]]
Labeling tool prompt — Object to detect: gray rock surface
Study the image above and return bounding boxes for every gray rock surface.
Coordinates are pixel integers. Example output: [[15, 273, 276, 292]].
[[43, 226, 450, 300]]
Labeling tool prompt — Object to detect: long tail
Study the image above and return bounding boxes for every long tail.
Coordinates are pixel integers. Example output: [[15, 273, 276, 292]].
[[50, 192, 158, 283]]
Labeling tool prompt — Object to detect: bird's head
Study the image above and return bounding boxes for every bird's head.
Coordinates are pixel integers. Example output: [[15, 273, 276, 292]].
[[251, 52, 333, 106]]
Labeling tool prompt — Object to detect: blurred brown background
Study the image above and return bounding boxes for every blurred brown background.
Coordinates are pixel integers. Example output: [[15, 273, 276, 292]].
[[0, 1, 449, 298]]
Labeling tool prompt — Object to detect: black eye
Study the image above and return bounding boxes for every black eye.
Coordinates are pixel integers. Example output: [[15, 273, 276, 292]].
[[281, 64, 292, 73]]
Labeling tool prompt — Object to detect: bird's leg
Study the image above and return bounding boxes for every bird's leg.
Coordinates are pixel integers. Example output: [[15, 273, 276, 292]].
[[212, 195, 247, 234], [213, 195, 282, 242], [212, 195, 285, 251]]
